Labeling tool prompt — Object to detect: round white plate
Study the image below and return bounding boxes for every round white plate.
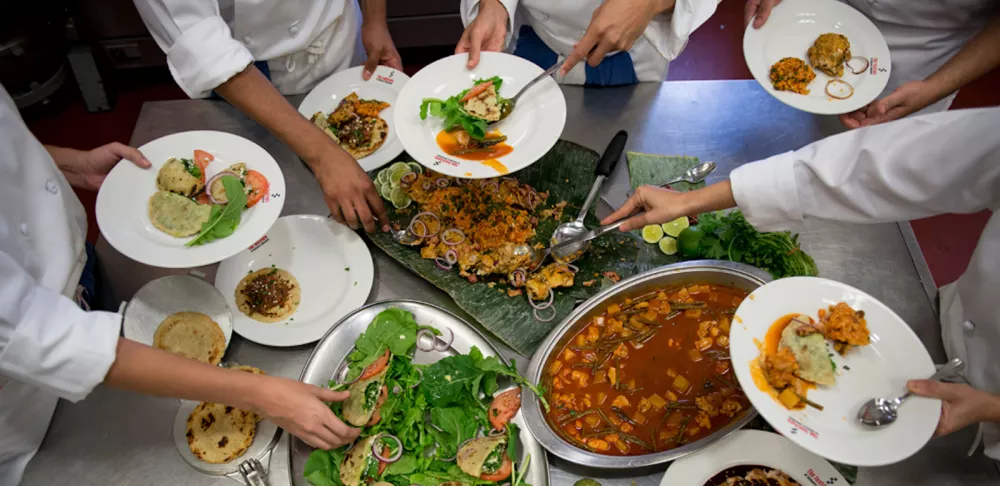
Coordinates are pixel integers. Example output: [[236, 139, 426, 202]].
[[123, 274, 233, 353], [298, 65, 409, 172], [96, 131, 285, 269], [743, 0, 891, 115], [729, 277, 939, 466], [172, 398, 280, 476], [214, 214, 373, 347], [660, 430, 846, 486], [394, 52, 566, 179]]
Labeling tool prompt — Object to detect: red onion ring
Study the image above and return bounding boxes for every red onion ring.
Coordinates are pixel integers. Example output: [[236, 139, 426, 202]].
[[534, 305, 557, 322], [508, 269, 526, 287], [526, 190, 540, 210], [411, 367, 423, 388], [335, 361, 360, 386], [482, 179, 499, 193], [468, 254, 479, 264], [436, 178, 450, 188], [409, 212, 440, 238], [205, 172, 238, 204], [416, 329, 436, 352], [401, 172, 418, 184], [409, 220, 428, 238], [488, 427, 506, 437], [442, 228, 465, 246], [433, 327, 454, 351], [825, 79, 854, 100], [846, 56, 869, 75], [444, 249, 458, 265], [422, 180, 432, 190], [372, 434, 403, 463], [435, 257, 453, 270], [566, 264, 579, 273], [528, 289, 554, 310]]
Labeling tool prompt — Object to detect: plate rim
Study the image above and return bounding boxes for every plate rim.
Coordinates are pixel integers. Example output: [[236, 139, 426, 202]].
[[122, 274, 235, 355], [742, 0, 892, 115]]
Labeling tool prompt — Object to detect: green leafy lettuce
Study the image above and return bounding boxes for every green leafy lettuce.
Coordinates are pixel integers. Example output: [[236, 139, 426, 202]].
[[418, 76, 505, 141], [186, 175, 246, 247], [690, 210, 818, 279]]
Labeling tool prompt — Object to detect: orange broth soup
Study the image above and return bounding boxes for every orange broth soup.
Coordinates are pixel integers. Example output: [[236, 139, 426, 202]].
[[542, 283, 751, 456]]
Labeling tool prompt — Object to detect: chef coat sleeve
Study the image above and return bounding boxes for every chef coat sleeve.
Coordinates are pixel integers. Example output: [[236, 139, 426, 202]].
[[460, 0, 518, 48], [0, 251, 121, 403], [644, 0, 721, 61], [133, 0, 254, 98], [730, 108, 1000, 232]]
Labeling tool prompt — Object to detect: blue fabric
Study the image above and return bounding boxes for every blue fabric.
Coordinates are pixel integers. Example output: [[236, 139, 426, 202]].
[[512, 25, 638, 86], [78, 242, 98, 310], [209, 60, 271, 100]]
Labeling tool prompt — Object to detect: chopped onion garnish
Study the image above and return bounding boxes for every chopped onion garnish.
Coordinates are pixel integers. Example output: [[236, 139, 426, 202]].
[[401, 171, 418, 184], [528, 289, 554, 310], [436, 177, 450, 188], [534, 305, 557, 322], [433, 327, 454, 351], [846, 56, 869, 75], [444, 249, 458, 265], [442, 228, 466, 246], [825, 79, 854, 100], [416, 329, 436, 352], [372, 434, 403, 463]]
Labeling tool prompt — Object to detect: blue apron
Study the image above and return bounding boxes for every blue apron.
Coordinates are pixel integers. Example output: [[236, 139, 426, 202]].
[[512, 25, 639, 86]]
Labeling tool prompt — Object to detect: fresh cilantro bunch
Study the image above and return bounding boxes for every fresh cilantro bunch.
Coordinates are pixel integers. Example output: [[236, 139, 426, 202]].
[[689, 210, 818, 279]]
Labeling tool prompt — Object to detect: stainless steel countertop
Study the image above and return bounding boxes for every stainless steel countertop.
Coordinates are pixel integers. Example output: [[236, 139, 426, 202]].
[[22, 80, 996, 486]]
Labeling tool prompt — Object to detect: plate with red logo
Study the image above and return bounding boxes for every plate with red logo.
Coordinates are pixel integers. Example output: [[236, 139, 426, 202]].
[[214, 215, 373, 347], [299, 65, 409, 172], [660, 430, 846, 486], [393, 52, 566, 179]]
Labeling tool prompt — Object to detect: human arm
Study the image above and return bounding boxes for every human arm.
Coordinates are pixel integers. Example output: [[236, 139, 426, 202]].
[[360, 0, 403, 80], [840, 15, 1000, 129], [559, 0, 678, 76], [45, 142, 151, 191], [907, 380, 1000, 437], [457, 0, 514, 69], [603, 108, 1000, 231]]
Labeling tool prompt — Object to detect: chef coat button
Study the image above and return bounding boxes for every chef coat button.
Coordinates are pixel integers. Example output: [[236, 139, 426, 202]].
[[289, 25, 299, 35], [963, 320, 976, 333], [243, 35, 252, 45], [46, 180, 59, 194], [20, 223, 29, 237]]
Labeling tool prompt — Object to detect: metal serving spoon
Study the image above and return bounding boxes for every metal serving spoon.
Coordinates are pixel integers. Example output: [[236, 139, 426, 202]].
[[490, 63, 560, 125], [625, 161, 717, 198], [550, 130, 628, 263], [518, 212, 643, 272], [857, 358, 964, 428]]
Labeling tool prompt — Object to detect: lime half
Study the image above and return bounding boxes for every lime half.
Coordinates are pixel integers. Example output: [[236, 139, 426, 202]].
[[389, 187, 411, 209], [406, 162, 423, 174], [642, 224, 664, 244], [658, 236, 678, 255], [661, 217, 690, 238]]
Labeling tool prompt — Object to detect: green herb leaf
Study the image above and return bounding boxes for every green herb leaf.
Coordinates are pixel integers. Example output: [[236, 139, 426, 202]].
[[347, 308, 419, 378], [303, 448, 345, 486], [186, 175, 247, 247], [181, 158, 202, 178]]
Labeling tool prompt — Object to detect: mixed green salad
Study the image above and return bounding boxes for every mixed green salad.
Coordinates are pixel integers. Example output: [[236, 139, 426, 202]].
[[304, 308, 546, 486], [419, 76, 507, 141]]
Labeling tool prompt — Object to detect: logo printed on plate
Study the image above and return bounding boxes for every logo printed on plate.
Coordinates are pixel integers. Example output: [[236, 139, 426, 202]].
[[787, 416, 819, 439], [433, 155, 460, 167], [376, 72, 395, 85], [248, 235, 270, 252]]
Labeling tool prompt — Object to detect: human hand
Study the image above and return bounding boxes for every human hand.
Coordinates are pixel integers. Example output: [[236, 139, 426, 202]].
[[907, 380, 1000, 437], [54, 142, 151, 191], [361, 20, 403, 80], [601, 185, 691, 232], [839, 81, 939, 129], [252, 376, 360, 450], [561, 0, 674, 76], [744, 0, 781, 29], [312, 149, 389, 233], [456, 0, 509, 69]]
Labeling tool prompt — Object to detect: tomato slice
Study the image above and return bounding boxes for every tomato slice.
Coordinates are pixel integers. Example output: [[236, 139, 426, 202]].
[[245, 170, 269, 207], [360, 349, 390, 381], [488, 388, 521, 431], [193, 150, 213, 183], [480, 456, 512, 482], [195, 192, 211, 205], [377, 445, 391, 476], [460, 80, 493, 102]]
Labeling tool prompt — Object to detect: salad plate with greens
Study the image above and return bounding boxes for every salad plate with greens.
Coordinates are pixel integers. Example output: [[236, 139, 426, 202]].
[[291, 300, 550, 486]]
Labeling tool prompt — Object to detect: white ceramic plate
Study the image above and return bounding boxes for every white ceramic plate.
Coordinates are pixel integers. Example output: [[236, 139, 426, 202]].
[[215, 215, 373, 347], [661, 430, 846, 486], [729, 277, 939, 466], [298, 65, 409, 172], [743, 0, 891, 115], [122, 274, 234, 354], [394, 52, 566, 179], [96, 131, 285, 269]]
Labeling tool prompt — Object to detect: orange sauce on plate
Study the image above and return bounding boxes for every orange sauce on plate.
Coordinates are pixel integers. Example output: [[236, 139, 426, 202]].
[[436, 129, 514, 161]]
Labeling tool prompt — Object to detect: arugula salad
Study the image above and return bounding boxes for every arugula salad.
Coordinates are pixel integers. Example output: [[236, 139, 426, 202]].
[[304, 308, 547, 486], [419, 76, 508, 141]]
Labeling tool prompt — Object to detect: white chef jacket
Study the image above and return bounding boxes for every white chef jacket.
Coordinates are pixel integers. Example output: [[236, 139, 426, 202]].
[[460, 0, 720, 83], [730, 107, 1000, 459], [134, 0, 367, 98], [0, 86, 121, 484], [843, 0, 999, 115]]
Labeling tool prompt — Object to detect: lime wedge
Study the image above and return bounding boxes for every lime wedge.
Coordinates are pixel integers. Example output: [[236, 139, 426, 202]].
[[406, 162, 423, 174], [389, 162, 410, 174], [377, 181, 391, 200], [389, 187, 411, 209], [642, 224, 664, 244], [658, 236, 678, 255], [661, 217, 690, 238], [389, 168, 408, 187], [377, 169, 390, 184]]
